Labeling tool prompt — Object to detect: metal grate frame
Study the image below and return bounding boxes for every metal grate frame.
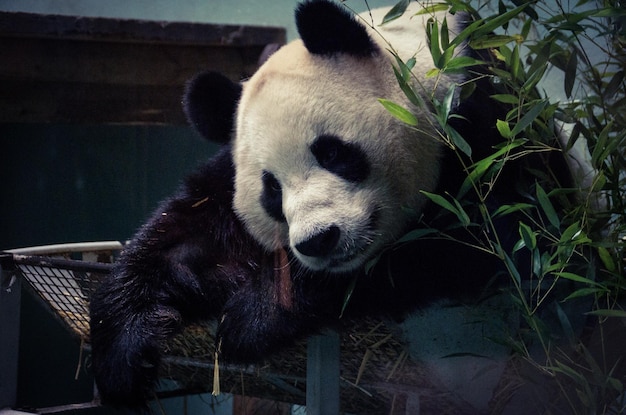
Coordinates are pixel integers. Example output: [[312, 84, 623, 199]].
[[1, 242, 122, 341]]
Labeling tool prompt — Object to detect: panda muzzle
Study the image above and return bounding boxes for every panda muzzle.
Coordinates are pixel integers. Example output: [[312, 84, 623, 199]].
[[294, 225, 341, 258]]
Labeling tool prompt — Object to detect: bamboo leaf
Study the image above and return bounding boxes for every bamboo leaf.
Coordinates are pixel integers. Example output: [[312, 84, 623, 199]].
[[428, 18, 442, 67], [393, 57, 410, 82], [451, 196, 471, 227], [437, 46, 455, 69], [604, 70, 624, 99], [597, 246, 616, 273], [498, 245, 521, 286], [564, 49, 578, 99], [469, 34, 521, 49], [392, 54, 416, 82], [560, 221, 590, 245], [516, 1, 537, 20], [590, 7, 626, 18], [518, 222, 537, 250], [426, 68, 440, 78], [443, 56, 485, 72], [536, 183, 560, 229], [440, 16, 450, 50], [396, 228, 438, 243], [450, 4, 527, 49], [378, 99, 418, 126], [421, 191, 457, 214], [510, 99, 548, 137], [596, 127, 625, 167], [555, 302, 576, 344], [498, 0, 508, 30], [421, 191, 470, 225], [586, 309, 626, 318], [526, 42, 551, 85], [591, 171, 607, 193], [521, 16, 532, 39], [591, 121, 611, 168], [553, 360, 586, 384], [412, 3, 450, 16], [392, 64, 424, 108], [381, 0, 410, 25], [446, 125, 472, 157], [496, 119, 511, 138], [439, 84, 456, 122], [522, 65, 548, 93], [607, 377, 623, 393], [553, 271, 601, 287], [492, 203, 534, 218], [563, 287, 607, 301], [491, 94, 519, 104], [405, 57, 416, 72], [458, 158, 493, 199], [510, 44, 521, 80], [458, 138, 526, 197]]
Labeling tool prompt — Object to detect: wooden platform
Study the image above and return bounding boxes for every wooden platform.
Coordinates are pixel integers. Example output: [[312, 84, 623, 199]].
[[0, 11, 285, 124]]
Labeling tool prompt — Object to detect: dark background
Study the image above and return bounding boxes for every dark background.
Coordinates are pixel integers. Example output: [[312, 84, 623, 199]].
[[1, 123, 216, 409]]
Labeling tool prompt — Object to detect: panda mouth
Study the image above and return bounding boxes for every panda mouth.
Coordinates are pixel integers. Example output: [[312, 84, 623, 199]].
[[290, 207, 382, 273], [295, 218, 381, 273], [304, 238, 378, 273], [297, 249, 368, 273], [327, 250, 369, 270]]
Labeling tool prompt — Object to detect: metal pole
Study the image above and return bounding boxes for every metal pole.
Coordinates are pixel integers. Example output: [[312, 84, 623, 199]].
[[0, 260, 21, 409], [306, 330, 340, 415]]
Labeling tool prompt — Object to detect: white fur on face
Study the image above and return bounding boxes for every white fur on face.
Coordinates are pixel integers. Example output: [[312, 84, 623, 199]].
[[233, 5, 451, 272]]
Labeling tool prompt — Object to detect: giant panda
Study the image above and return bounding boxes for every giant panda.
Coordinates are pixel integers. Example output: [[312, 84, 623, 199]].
[[89, 0, 572, 406]]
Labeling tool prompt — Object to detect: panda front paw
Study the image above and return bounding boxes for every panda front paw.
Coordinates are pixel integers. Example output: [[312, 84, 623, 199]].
[[91, 333, 160, 406], [90, 303, 182, 406], [216, 291, 302, 363]]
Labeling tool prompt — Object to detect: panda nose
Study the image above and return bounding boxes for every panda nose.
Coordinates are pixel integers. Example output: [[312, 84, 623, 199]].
[[295, 226, 340, 258]]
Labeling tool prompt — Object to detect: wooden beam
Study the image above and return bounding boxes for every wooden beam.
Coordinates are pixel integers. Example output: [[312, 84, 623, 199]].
[[0, 12, 286, 125], [0, 11, 285, 46]]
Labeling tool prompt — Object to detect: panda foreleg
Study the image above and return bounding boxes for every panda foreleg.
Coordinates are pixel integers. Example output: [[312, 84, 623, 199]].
[[89, 169, 247, 404], [90, 238, 247, 405], [88, 308, 177, 406], [216, 279, 304, 363], [89, 261, 184, 406], [216, 259, 347, 363]]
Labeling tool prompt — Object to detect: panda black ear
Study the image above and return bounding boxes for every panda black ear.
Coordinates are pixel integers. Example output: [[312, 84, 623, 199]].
[[183, 71, 241, 144], [295, 0, 377, 57]]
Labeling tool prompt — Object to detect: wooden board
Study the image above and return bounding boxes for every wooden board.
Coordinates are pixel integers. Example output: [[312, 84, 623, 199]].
[[0, 11, 286, 124]]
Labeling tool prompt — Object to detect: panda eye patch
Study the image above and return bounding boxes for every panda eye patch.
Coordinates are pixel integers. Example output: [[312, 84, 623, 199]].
[[260, 170, 286, 222], [310, 135, 370, 183]]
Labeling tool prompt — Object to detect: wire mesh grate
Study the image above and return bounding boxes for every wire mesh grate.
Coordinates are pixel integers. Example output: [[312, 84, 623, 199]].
[[1, 242, 123, 341]]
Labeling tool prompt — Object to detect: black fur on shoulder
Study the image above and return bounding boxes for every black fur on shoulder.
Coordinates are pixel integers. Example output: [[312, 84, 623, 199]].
[[295, 0, 377, 57], [183, 71, 241, 143]]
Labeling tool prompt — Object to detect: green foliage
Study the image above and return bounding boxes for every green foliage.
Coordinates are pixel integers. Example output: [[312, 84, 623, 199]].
[[377, 0, 626, 412], [377, 98, 419, 125]]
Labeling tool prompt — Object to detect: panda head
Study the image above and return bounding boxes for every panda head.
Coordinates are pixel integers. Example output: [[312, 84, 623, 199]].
[[187, 0, 452, 273]]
